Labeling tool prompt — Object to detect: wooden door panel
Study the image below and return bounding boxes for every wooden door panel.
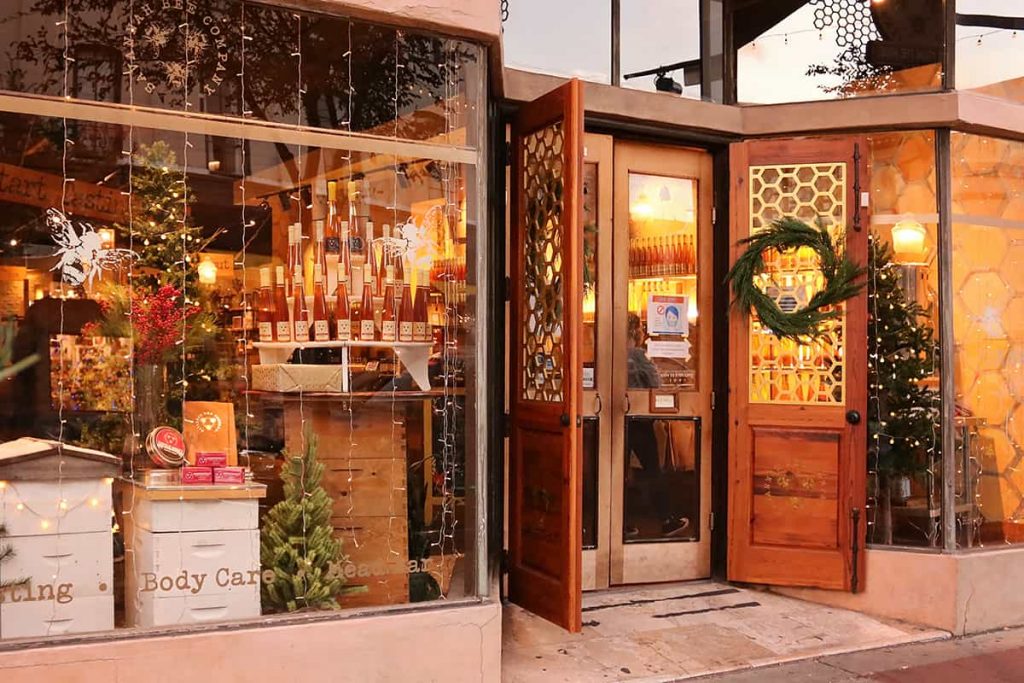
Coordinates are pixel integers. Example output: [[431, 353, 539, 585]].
[[508, 79, 584, 632], [728, 137, 868, 592]]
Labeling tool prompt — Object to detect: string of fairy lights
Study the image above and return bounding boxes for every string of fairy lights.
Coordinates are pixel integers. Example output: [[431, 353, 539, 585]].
[[1, 1, 478, 629]]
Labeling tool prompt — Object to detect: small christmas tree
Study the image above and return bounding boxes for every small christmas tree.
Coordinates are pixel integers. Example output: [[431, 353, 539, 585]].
[[868, 234, 941, 543], [260, 430, 349, 612]]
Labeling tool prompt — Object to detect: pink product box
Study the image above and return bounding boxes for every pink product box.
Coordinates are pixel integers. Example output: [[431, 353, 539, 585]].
[[180, 466, 214, 485], [213, 467, 246, 485], [194, 451, 228, 468]]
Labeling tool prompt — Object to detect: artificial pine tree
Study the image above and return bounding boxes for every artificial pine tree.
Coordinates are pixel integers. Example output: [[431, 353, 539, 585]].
[[867, 234, 941, 543], [0, 524, 27, 593], [260, 430, 350, 612]]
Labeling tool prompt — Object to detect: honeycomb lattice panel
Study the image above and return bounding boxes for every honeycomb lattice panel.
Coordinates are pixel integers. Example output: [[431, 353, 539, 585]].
[[521, 121, 566, 402], [748, 163, 848, 405]]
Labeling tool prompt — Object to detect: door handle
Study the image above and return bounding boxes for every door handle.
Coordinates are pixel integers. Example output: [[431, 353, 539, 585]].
[[624, 394, 631, 414], [845, 410, 861, 425], [560, 413, 570, 427], [594, 393, 603, 416]]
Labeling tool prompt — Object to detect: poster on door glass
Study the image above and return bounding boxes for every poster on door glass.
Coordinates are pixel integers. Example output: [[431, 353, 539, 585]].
[[647, 295, 688, 336]]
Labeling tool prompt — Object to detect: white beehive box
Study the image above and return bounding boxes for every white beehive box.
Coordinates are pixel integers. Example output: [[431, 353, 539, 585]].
[[122, 481, 266, 628], [0, 438, 120, 640]]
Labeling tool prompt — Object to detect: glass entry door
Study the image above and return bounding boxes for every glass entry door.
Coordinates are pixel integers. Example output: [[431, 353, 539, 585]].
[[579, 137, 713, 588]]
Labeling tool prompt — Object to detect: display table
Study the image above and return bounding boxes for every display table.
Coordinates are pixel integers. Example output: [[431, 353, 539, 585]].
[[0, 438, 120, 639], [120, 480, 266, 628]]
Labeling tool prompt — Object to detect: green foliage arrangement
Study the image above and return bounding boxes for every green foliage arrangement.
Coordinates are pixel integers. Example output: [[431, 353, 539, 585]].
[[727, 217, 866, 341]]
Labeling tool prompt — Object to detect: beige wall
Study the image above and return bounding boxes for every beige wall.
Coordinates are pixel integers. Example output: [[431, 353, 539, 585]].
[[309, 0, 500, 42], [775, 547, 1024, 636], [0, 601, 501, 683]]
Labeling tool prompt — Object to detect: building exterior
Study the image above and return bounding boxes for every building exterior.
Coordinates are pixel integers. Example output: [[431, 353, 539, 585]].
[[0, 1, 1021, 681]]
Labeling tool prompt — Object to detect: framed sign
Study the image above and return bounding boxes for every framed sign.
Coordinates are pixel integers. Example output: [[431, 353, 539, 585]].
[[649, 389, 679, 414]]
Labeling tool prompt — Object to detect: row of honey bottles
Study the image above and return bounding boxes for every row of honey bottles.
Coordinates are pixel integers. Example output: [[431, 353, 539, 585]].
[[254, 261, 431, 344], [629, 234, 697, 278]]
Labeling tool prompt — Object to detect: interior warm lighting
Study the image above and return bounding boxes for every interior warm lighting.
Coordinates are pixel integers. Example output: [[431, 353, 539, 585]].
[[34, 286, 44, 300], [197, 257, 218, 284], [97, 227, 115, 249], [891, 219, 928, 265], [631, 191, 654, 218], [582, 288, 596, 321]]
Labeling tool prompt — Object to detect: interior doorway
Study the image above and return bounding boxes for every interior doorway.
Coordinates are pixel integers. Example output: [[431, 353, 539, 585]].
[[581, 136, 715, 589]]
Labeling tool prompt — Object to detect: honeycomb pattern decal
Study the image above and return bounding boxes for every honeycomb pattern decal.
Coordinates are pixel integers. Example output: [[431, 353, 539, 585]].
[[748, 163, 848, 405], [811, 0, 881, 50], [521, 121, 566, 402], [952, 133, 1024, 530]]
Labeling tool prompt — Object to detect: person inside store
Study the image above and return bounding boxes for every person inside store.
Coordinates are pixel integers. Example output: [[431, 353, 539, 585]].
[[625, 312, 689, 538]]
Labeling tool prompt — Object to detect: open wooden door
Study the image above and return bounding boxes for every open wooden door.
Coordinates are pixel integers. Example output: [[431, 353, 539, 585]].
[[508, 79, 585, 631], [728, 137, 868, 592]]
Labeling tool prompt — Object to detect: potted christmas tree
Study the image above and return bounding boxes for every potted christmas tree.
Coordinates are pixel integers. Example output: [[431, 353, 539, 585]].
[[260, 429, 363, 612]]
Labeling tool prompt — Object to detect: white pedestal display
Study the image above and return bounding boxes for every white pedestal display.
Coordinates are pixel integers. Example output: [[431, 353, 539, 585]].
[[122, 481, 266, 628], [0, 438, 120, 639]]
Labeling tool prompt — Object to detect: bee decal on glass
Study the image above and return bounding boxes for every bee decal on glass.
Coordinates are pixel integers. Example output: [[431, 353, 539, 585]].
[[48, 208, 135, 287]]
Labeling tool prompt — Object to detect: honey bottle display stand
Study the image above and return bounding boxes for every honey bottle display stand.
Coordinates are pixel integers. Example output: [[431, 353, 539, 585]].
[[252, 340, 433, 393]]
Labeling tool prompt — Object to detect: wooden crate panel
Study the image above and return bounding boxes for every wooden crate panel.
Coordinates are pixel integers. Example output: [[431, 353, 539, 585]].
[[337, 573, 409, 608], [333, 515, 408, 574], [283, 403, 407, 460], [323, 458, 407, 518]]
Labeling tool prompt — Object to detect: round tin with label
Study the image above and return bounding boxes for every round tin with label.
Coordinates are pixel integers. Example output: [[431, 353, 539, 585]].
[[146, 426, 187, 468]]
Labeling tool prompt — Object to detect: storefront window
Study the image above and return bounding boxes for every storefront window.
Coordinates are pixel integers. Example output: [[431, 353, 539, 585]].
[[951, 132, 1024, 548], [866, 131, 943, 549], [620, 0, 702, 98], [502, 0, 613, 83], [955, 2, 1024, 103], [735, 2, 944, 104], [0, 4, 485, 642]]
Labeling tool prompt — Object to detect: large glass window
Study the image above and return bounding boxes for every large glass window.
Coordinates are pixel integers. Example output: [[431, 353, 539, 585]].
[[735, 2, 944, 104], [620, 0, 702, 97], [866, 131, 943, 549], [501, 1, 613, 83], [955, 1, 1024, 103], [0, 2, 485, 643], [951, 132, 1024, 548]]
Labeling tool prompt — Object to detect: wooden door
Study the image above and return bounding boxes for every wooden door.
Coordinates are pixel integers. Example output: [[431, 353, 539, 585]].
[[508, 79, 585, 631], [727, 137, 869, 591], [610, 142, 714, 585], [581, 133, 614, 591]]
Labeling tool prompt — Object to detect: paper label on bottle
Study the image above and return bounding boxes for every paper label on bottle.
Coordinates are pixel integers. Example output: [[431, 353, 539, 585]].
[[275, 321, 292, 342], [294, 319, 309, 341], [313, 320, 330, 341], [399, 321, 413, 341], [336, 319, 351, 341], [413, 322, 427, 341], [325, 237, 340, 254], [381, 320, 397, 342], [258, 322, 274, 343], [360, 319, 376, 340]]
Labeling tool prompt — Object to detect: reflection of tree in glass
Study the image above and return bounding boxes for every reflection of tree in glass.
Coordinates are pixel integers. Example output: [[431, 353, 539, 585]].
[[6, 0, 477, 154]]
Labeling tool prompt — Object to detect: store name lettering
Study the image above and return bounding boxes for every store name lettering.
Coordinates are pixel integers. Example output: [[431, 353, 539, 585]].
[[0, 581, 74, 605], [140, 569, 261, 594]]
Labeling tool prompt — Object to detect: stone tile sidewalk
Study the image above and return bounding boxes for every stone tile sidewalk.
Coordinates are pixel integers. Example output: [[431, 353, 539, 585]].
[[697, 624, 1024, 682], [502, 582, 947, 682]]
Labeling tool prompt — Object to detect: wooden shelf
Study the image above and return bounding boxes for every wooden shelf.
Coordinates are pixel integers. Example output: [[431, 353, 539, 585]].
[[120, 478, 267, 501]]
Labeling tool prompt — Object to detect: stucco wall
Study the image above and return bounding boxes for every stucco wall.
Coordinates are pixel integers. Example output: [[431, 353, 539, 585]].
[[0, 601, 501, 683], [313, 0, 500, 41], [775, 547, 1024, 636]]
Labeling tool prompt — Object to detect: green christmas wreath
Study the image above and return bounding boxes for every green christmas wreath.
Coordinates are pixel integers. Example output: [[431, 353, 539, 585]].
[[727, 217, 865, 342]]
